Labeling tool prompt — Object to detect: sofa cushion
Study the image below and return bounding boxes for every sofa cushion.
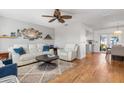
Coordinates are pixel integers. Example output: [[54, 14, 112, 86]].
[[19, 54, 35, 61], [59, 51, 68, 56], [13, 47, 26, 55], [37, 44, 45, 52], [19, 52, 42, 61], [29, 44, 39, 53]]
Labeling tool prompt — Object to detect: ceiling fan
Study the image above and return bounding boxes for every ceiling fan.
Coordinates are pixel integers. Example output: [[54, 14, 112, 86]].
[[42, 9, 72, 23]]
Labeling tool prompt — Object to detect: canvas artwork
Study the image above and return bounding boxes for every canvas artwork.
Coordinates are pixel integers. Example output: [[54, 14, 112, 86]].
[[44, 34, 53, 40], [21, 28, 42, 40]]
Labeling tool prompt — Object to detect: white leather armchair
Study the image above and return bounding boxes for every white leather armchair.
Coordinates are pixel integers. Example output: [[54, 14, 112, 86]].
[[58, 44, 78, 61]]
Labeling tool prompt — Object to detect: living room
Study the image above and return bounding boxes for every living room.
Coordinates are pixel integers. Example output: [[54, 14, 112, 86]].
[[0, 9, 124, 83]]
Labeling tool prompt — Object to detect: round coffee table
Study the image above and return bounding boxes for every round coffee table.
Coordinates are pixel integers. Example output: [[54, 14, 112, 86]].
[[36, 55, 59, 70]]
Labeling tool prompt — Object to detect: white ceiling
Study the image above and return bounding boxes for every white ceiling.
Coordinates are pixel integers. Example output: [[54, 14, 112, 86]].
[[0, 9, 124, 30]]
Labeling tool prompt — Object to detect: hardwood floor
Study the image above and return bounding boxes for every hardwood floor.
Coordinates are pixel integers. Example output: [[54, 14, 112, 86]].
[[49, 53, 124, 83]]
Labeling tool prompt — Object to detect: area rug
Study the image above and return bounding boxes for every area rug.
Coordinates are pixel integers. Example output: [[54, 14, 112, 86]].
[[18, 59, 74, 83]]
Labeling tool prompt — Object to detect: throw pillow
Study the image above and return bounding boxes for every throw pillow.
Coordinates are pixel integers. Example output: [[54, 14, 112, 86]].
[[43, 45, 49, 52], [13, 47, 26, 55], [49, 45, 54, 49]]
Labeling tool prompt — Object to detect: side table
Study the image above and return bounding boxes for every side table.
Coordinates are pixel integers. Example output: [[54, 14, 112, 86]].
[[0, 52, 9, 60], [53, 47, 58, 55]]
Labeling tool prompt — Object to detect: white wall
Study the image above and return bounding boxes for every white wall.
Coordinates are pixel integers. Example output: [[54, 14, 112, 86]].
[[55, 23, 81, 47], [93, 27, 124, 52], [54, 22, 90, 59], [122, 30, 124, 43], [0, 16, 55, 51], [85, 27, 94, 41]]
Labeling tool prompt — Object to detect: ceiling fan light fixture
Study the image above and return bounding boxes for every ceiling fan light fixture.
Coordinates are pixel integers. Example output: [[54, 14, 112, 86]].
[[42, 9, 72, 23]]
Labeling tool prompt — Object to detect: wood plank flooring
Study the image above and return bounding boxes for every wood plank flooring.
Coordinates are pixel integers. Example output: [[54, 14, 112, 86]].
[[49, 53, 124, 83]]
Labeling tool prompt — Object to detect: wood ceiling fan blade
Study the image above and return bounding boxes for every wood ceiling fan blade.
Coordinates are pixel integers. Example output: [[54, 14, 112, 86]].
[[42, 15, 54, 17], [61, 15, 72, 19], [42, 9, 72, 23], [54, 9, 61, 17], [49, 18, 56, 22], [58, 18, 65, 23]]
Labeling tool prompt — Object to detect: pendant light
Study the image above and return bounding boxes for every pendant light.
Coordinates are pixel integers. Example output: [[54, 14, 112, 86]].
[[113, 23, 122, 36]]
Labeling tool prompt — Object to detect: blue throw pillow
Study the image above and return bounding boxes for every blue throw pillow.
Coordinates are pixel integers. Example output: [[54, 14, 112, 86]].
[[13, 47, 26, 55], [49, 45, 54, 49], [43, 45, 49, 52]]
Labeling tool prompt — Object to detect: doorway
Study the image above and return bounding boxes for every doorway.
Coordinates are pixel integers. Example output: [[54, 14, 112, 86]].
[[100, 35, 108, 51], [100, 34, 119, 51]]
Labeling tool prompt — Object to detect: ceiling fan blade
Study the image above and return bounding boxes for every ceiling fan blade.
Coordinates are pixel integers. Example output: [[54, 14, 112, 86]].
[[54, 9, 61, 17], [61, 15, 72, 19], [42, 9, 72, 23], [42, 15, 54, 17], [49, 18, 56, 22], [58, 18, 65, 23]]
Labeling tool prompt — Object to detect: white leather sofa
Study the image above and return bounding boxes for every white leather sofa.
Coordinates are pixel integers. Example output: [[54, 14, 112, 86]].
[[9, 44, 54, 66], [58, 44, 78, 61]]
